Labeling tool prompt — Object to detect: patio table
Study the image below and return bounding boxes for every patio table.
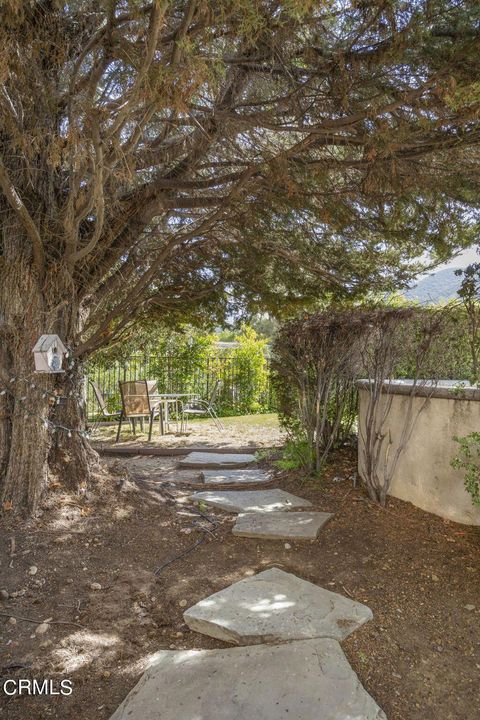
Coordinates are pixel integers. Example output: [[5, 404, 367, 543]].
[[148, 391, 195, 435]]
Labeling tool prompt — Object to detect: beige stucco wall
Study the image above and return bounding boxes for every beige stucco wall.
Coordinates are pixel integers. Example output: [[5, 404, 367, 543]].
[[357, 387, 480, 526]]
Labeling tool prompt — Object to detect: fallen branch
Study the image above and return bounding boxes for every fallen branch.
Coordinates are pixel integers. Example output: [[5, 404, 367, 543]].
[[0, 611, 85, 629]]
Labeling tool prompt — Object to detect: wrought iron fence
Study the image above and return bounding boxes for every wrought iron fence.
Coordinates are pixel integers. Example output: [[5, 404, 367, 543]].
[[86, 354, 275, 420]]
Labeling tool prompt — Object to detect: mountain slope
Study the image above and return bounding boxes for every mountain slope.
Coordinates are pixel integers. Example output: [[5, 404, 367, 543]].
[[404, 267, 462, 304]]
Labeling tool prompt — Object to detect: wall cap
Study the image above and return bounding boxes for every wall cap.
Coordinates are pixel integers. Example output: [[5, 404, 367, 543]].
[[356, 379, 480, 401]]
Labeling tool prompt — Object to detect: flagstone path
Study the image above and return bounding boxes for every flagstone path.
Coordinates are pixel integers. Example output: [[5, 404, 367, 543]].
[[189, 488, 312, 513], [183, 567, 373, 644], [232, 510, 333, 539], [110, 639, 387, 720], [109, 451, 387, 720], [200, 468, 272, 485], [179, 451, 257, 468]]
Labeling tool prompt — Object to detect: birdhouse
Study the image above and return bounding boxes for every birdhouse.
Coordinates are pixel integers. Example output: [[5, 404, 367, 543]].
[[32, 335, 67, 373]]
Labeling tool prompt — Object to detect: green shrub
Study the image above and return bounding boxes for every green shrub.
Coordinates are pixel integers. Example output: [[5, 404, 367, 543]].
[[272, 307, 372, 473], [275, 436, 316, 472], [451, 432, 480, 507], [230, 325, 269, 414], [394, 301, 478, 382]]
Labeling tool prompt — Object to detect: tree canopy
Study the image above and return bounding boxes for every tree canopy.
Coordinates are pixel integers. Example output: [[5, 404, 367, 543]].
[[2, 1, 480, 350]]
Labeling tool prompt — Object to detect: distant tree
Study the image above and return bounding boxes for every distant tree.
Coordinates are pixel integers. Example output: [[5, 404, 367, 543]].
[[250, 315, 278, 342], [455, 259, 480, 381], [2, 1, 480, 512]]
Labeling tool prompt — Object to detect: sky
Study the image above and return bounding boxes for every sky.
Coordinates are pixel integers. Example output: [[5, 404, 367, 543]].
[[435, 246, 479, 273]]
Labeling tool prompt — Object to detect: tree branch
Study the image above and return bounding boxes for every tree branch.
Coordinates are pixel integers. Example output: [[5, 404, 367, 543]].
[[0, 154, 44, 280]]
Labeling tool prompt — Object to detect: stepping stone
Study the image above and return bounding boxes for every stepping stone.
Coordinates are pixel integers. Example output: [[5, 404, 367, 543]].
[[179, 451, 256, 469], [184, 567, 372, 644], [189, 489, 312, 513], [109, 638, 387, 720], [201, 468, 272, 486], [232, 510, 333, 540]]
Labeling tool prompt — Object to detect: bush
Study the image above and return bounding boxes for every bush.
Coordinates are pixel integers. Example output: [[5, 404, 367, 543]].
[[273, 305, 449, 503], [275, 436, 315, 472], [451, 432, 480, 507], [230, 326, 269, 414], [394, 302, 477, 382], [272, 308, 369, 473]]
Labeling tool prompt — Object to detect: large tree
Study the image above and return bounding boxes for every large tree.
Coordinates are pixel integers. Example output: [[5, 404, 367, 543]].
[[1, 0, 480, 513]]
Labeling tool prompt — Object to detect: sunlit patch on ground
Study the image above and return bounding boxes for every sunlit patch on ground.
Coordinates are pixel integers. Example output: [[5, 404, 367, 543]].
[[92, 413, 285, 448], [51, 631, 121, 673]]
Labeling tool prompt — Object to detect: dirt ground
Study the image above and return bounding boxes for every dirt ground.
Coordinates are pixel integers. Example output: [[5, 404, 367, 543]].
[[93, 412, 285, 448], [1, 445, 479, 720]]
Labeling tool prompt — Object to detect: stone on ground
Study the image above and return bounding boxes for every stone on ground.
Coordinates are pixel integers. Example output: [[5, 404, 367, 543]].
[[232, 511, 333, 540], [109, 638, 387, 720], [200, 468, 272, 485], [184, 567, 372, 644], [189, 489, 312, 513], [179, 451, 256, 468], [116, 455, 204, 485]]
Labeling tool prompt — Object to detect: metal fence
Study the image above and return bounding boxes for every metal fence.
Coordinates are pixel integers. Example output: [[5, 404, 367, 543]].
[[86, 354, 275, 420]]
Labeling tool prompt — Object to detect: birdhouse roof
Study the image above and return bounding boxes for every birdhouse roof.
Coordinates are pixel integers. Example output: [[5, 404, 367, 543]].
[[33, 334, 67, 353]]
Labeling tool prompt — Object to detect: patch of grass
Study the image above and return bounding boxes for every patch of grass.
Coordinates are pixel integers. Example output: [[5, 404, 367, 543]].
[[203, 413, 280, 429], [255, 448, 278, 462], [357, 651, 368, 665]]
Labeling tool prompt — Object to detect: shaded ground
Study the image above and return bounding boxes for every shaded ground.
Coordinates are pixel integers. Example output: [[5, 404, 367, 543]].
[[1, 445, 479, 720], [92, 412, 284, 449]]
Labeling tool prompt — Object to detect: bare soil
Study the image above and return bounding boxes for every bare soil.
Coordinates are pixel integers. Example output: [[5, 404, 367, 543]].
[[94, 412, 285, 448], [1, 447, 479, 720]]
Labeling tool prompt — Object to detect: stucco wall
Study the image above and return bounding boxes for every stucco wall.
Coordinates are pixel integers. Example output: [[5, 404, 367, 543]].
[[357, 386, 480, 526]]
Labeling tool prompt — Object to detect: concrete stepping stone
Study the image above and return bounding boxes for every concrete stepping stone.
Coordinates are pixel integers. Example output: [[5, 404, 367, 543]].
[[179, 451, 256, 468], [201, 468, 272, 485], [184, 567, 372, 644], [232, 510, 333, 540], [189, 489, 312, 513], [109, 638, 387, 720]]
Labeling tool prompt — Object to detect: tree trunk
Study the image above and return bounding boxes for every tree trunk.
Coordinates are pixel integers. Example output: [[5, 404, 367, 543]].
[[48, 366, 98, 493], [0, 218, 95, 514], [0, 338, 13, 480]]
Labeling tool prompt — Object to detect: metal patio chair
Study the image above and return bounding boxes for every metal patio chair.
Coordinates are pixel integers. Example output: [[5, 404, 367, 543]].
[[88, 380, 122, 433], [116, 380, 163, 442], [181, 380, 225, 431]]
